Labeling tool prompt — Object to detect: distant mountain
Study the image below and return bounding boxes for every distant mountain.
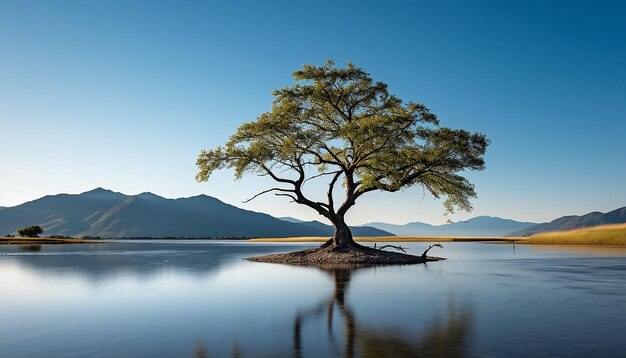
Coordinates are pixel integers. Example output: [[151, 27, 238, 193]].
[[0, 188, 392, 238], [509, 206, 626, 237], [363, 216, 537, 237], [277, 217, 306, 224], [277, 217, 392, 237], [362, 221, 435, 237]]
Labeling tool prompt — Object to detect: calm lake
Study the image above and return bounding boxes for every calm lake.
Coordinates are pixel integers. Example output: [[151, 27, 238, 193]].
[[1, 240, 626, 357]]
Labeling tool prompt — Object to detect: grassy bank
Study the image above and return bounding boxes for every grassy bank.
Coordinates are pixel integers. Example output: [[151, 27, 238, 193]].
[[523, 224, 626, 245], [249, 236, 518, 243], [522, 224, 626, 246], [0, 236, 105, 245]]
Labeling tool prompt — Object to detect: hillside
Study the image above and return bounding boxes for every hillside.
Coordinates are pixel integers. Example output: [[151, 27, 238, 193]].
[[0, 188, 392, 238], [363, 216, 537, 237], [509, 206, 626, 236]]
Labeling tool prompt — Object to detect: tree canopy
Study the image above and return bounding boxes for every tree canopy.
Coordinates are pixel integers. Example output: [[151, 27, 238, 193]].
[[17, 225, 43, 238], [197, 61, 489, 247]]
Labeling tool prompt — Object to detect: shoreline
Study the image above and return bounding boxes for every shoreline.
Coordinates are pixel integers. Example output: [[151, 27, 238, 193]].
[[2, 225, 624, 247], [248, 236, 520, 243], [0, 237, 106, 245]]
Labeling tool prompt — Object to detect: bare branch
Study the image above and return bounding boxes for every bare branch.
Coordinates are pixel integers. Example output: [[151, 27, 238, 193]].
[[302, 170, 341, 185], [422, 243, 443, 258], [243, 187, 295, 203], [276, 193, 298, 202]]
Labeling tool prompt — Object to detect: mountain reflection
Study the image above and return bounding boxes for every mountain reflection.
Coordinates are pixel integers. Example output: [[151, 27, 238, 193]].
[[0, 241, 311, 280], [2, 242, 473, 357], [293, 267, 473, 358]]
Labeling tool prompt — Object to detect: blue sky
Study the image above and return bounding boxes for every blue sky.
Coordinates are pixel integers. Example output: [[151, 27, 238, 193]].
[[1, 0, 624, 225]]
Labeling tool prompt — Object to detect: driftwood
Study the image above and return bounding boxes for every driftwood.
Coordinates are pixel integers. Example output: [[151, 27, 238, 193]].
[[373, 243, 407, 254], [421, 243, 443, 258]]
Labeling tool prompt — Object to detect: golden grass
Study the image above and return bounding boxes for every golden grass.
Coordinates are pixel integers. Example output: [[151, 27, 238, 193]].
[[0, 236, 105, 245], [248, 236, 518, 243], [526, 244, 626, 256], [522, 223, 626, 245]]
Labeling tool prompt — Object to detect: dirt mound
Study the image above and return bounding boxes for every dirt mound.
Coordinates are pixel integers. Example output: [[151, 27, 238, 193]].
[[246, 246, 444, 267]]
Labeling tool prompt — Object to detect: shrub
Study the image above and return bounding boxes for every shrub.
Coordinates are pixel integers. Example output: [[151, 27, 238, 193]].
[[17, 225, 43, 238]]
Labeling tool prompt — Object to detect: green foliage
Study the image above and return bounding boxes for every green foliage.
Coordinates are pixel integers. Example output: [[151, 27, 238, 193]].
[[197, 61, 489, 219], [17, 225, 43, 238]]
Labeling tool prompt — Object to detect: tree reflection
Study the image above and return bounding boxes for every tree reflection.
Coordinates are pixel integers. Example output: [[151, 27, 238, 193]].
[[359, 299, 472, 358], [193, 340, 242, 358], [194, 342, 207, 358], [293, 266, 473, 358], [18, 244, 41, 252]]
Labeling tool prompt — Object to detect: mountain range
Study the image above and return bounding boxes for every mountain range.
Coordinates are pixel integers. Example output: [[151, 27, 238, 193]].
[[0, 188, 391, 238], [362, 216, 538, 237], [508, 206, 626, 236], [1, 188, 624, 238], [363, 206, 626, 237]]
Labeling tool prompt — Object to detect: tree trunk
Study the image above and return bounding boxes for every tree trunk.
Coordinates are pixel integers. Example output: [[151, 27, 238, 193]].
[[330, 216, 359, 249], [319, 215, 368, 250]]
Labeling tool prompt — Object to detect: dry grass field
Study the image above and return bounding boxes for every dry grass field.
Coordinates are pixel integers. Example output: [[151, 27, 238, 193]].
[[522, 224, 626, 245]]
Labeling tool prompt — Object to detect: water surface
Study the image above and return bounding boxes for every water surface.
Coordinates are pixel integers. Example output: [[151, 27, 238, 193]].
[[1, 241, 625, 357]]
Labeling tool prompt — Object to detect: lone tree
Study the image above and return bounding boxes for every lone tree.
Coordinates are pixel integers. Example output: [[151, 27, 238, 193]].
[[17, 225, 43, 238], [197, 61, 488, 253]]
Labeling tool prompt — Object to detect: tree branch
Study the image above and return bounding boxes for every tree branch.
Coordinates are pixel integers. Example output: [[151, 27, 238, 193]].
[[276, 193, 298, 202], [260, 163, 297, 185], [243, 187, 295, 203], [327, 170, 343, 214], [321, 144, 347, 169], [337, 169, 357, 217], [422, 243, 443, 258], [302, 170, 341, 185], [374, 244, 407, 254]]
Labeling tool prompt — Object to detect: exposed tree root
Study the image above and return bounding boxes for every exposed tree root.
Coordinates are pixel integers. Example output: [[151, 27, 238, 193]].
[[320, 238, 333, 248], [374, 243, 408, 254]]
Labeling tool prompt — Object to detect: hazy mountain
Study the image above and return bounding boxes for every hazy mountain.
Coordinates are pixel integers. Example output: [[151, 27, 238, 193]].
[[277, 217, 306, 224], [363, 216, 537, 237], [0, 188, 392, 238], [509, 206, 626, 236], [277, 217, 392, 237], [362, 221, 435, 237]]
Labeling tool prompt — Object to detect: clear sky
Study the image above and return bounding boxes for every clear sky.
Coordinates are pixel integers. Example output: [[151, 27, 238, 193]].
[[1, 0, 625, 225]]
